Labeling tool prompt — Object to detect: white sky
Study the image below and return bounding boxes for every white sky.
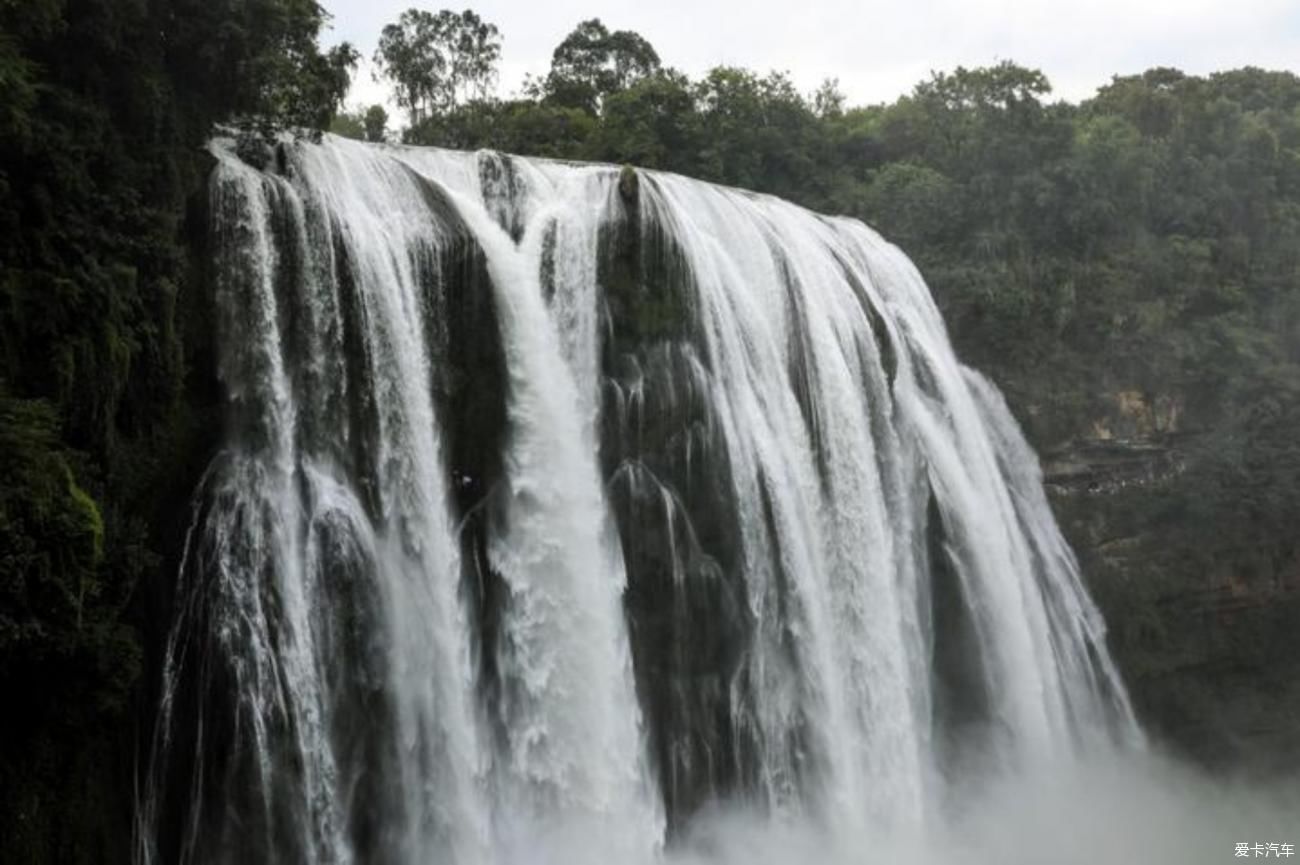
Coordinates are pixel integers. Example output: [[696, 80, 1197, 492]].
[[322, 0, 1300, 116]]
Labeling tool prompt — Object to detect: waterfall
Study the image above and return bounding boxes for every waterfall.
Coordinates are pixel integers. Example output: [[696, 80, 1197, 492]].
[[137, 135, 1140, 864]]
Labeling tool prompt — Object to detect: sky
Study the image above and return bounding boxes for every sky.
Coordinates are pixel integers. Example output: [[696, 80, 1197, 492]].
[[321, 0, 1300, 118]]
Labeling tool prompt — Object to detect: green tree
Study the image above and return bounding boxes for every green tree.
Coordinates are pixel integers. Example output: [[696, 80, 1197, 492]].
[[813, 78, 846, 118], [331, 103, 390, 142], [692, 67, 824, 200], [593, 70, 699, 169], [449, 9, 503, 103], [164, 0, 358, 139], [374, 9, 443, 125], [364, 104, 389, 142], [374, 8, 501, 126], [330, 106, 368, 139], [539, 18, 661, 115]]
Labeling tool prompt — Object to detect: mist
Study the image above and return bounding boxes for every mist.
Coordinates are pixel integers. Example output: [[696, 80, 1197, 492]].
[[668, 750, 1299, 865]]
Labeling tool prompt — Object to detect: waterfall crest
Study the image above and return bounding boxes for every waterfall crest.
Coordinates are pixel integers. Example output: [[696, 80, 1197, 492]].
[[137, 135, 1139, 864]]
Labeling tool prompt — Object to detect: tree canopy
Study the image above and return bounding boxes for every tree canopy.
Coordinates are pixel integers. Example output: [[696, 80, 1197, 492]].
[[374, 8, 502, 125], [536, 18, 662, 114], [332, 103, 391, 142]]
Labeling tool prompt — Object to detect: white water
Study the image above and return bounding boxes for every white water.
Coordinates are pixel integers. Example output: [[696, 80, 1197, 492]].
[[416, 155, 664, 864], [138, 136, 1169, 864]]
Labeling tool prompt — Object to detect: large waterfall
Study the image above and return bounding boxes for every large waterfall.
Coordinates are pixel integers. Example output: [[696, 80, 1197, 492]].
[[137, 135, 1141, 864]]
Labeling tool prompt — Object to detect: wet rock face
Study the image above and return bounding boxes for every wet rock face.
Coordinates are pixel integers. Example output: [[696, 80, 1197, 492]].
[[1042, 393, 1300, 774], [1068, 501, 1300, 773], [597, 183, 756, 828]]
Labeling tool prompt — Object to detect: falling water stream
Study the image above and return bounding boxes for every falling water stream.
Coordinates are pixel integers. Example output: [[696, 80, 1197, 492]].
[[137, 135, 1147, 865]]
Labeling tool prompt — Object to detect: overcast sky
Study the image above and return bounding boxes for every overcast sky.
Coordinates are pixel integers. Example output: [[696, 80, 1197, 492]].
[[322, 0, 1300, 117]]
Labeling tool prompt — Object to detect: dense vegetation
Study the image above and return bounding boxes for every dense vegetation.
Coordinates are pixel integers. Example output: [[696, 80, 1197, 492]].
[[0, 0, 356, 860], [2, 2, 1298, 860]]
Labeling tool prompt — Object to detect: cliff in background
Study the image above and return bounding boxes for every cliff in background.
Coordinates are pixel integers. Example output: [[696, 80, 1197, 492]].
[[1042, 392, 1300, 771]]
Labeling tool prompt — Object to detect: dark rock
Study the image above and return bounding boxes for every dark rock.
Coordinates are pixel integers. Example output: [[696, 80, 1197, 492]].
[[1043, 437, 1186, 496], [1047, 427, 1300, 775], [618, 164, 639, 205], [234, 134, 274, 171]]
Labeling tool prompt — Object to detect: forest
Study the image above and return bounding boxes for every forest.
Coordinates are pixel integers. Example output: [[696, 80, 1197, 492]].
[[2, 1, 1299, 861]]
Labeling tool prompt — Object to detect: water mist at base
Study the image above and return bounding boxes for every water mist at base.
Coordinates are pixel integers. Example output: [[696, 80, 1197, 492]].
[[135, 135, 1291, 865], [672, 752, 1299, 865]]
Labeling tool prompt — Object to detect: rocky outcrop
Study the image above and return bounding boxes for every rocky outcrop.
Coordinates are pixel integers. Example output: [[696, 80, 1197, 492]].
[[1043, 438, 1184, 496], [1042, 389, 1300, 774]]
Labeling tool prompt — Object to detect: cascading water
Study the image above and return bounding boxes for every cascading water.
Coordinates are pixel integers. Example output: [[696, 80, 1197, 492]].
[[137, 134, 1141, 864]]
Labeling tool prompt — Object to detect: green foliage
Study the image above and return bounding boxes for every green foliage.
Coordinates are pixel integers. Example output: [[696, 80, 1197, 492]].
[[1, 397, 104, 650], [536, 18, 661, 115], [374, 8, 502, 126], [158, 0, 358, 139], [332, 103, 390, 142], [595, 70, 699, 168], [331, 106, 368, 139], [0, 392, 142, 863], [861, 162, 957, 246], [0, 0, 348, 859], [364, 103, 390, 142], [812, 78, 846, 118]]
